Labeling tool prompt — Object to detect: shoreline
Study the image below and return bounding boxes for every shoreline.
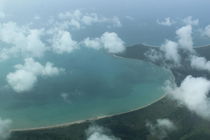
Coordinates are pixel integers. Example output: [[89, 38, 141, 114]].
[[132, 43, 210, 49], [195, 44, 210, 48], [11, 53, 170, 133], [11, 95, 167, 132], [142, 43, 210, 48]]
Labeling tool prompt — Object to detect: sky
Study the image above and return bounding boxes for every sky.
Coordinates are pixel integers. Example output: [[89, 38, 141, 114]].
[[1, 0, 210, 46], [1, 0, 210, 19]]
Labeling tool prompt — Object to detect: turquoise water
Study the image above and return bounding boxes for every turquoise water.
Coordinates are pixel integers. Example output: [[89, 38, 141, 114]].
[[0, 48, 171, 129]]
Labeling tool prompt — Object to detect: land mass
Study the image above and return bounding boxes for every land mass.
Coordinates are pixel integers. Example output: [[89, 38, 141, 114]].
[[9, 44, 210, 140]]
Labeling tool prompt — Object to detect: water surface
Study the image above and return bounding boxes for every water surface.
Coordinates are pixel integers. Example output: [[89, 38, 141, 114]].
[[0, 48, 171, 129]]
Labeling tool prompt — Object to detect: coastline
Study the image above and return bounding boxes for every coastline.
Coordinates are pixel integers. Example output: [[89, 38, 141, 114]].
[[11, 95, 167, 132], [195, 44, 210, 48], [11, 53, 170, 133]]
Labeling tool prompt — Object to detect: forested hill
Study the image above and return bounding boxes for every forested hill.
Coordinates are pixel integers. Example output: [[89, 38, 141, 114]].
[[118, 44, 210, 86]]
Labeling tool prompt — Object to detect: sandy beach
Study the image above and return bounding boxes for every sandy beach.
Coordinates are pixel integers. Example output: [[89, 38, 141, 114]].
[[11, 95, 167, 132], [11, 53, 171, 133]]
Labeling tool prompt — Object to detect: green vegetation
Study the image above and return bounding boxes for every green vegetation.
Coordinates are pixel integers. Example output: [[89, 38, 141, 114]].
[[9, 97, 210, 140]]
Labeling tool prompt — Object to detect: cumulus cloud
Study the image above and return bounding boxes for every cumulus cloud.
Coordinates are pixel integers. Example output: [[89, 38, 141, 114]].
[[0, 11, 123, 61], [83, 37, 101, 50], [0, 22, 47, 60], [145, 40, 180, 67], [83, 32, 125, 53], [146, 21, 210, 121], [157, 17, 175, 26], [86, 125, 120, 140], [146, 118, 176, 140], [182, 16, 199, 26], [165, 75, 210, 119], [144, 49, 161, 63], [176, 25, 194, 52], [0, 117, 12, 140], [203, 25, 210, 38], [50, 29, 79, 54], [191, 55, 210, 72], [160, 40, 180, 65], [57, 10, 122, 29], [0, 21, 80, 58], [148, 17, 210, 121], [7, 58, 64, 93], [146, 24, 194, 67], [101, 32, 125, 53], [25, 29, 48, 57], [157, 16, 199, 27], [7, 70, 37, 93]]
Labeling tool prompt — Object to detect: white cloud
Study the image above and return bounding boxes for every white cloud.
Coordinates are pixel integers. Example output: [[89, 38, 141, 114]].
[[0, 22, 47, 60], [176, 25, 194, 52], [160, 40, 180, 65], [183, 16, 199, 26], [157, 16, 199, 27], [203, 25, 210, 38], [69, 19, 81, 29], [145, 49, 163, 63], [146, 118, 176, 140], [0, 11, 123, 61], [101, 32, 125, 53], [0, 117, 12, 140], [156, 119, 176, 130], [165, 75, 210, 119], [7, 58, 64, 93], [145, 22, 210, 121], [86, 125, 120, 140], [57, 10, 122, 29], [81, 13, 101, 25], [14, 58, 62, 76], [149, 18, 210, 121], [83, 38, 102, 50], [50, 29, 79, 54], [0, 21, 80, 59], [25, 29, 48, 57], [83, 32, 125, 53], [157, 17, 174, 26], [58, 10, 82, 20], [191, 55, 210, 72], [7, 70, 37, 93], [146, 24, 195, 67]]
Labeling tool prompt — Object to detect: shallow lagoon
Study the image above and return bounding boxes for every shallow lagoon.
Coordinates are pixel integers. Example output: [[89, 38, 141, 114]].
[[0, 48, 171, 129]]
